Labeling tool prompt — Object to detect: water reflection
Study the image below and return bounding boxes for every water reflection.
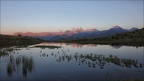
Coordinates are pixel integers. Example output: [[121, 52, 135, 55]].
[[27, 42, 141, 49], [7, 55, 35, 78], [1, 43, 144, 80], [39, 42, 124, 49], [59, 43, 98, 48], [110, 45, 122, 49]]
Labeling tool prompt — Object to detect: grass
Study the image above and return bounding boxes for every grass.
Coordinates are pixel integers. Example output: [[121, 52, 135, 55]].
[[0, 47, 15, 57], [55, 52, 143, 69]]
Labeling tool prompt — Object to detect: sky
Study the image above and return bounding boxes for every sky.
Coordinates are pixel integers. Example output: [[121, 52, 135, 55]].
[[1, 0, 143, 35]]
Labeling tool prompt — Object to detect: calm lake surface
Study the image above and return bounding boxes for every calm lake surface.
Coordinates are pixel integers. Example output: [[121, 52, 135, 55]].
[[0, 43, 144, 81]]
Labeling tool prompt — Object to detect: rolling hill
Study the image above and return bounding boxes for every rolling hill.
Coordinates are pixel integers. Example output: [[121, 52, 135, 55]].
[[0, 34, 45, 47]]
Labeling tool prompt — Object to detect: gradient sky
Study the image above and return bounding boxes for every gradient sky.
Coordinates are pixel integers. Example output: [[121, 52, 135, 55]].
[[1, 1, 143, 35]]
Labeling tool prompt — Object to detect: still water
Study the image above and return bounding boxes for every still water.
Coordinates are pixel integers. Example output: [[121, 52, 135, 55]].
[[0, 43, 144, 81]]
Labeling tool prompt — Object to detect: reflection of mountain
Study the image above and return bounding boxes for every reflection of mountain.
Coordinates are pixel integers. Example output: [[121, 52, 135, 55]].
[[64, 43, 98, 48], [86, 44, 98, 47], [110, 45, 122, 49], [32, 42, 98, 48], [64, 43, 84, 48], [7, 55, 35, 78], [13, 26, 138, 41], [31, 42, 124, 49]]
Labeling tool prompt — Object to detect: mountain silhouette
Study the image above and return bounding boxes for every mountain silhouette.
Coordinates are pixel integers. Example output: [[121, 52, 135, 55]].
[[13, 26, 138, 41]]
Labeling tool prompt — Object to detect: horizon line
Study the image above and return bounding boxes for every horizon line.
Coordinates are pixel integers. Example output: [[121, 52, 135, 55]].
[[1, 26, 143, 36]]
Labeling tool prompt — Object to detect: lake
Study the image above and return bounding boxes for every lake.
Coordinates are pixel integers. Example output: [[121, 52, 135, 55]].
[[0, 42, 144, 81]]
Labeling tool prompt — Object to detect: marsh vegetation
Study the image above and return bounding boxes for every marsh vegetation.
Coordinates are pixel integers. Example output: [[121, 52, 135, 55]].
[[56, 53, 142, 68]]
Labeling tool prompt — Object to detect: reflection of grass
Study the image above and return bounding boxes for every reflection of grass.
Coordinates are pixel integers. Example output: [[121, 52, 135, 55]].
[[34, 45, 61, 49], [16, 56, 21, 67], [22, 56, 34, 77], [7, 63, 14, 77], [7, 55, 34, 78]]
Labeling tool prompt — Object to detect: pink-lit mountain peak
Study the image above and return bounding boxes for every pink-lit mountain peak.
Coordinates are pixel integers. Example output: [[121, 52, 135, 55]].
[[113, 25, 121, 28], [71, 27, 84, 32], [71, 27, 98, 32]]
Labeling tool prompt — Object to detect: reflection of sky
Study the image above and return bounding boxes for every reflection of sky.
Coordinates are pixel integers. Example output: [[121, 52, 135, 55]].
[[1, 1, 143, 35], [1, 44, 144, 80], [31, 43, 144, 62], [32, 43, 144, 62]]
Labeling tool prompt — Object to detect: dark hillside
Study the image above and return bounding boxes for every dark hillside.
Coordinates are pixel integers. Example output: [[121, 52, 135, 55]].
[[57, 28, 144, 46], [0, 34, 45, 47]]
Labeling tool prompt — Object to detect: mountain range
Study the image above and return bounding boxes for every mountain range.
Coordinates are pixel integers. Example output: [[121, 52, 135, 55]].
[[13, 26, 138, 41]]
